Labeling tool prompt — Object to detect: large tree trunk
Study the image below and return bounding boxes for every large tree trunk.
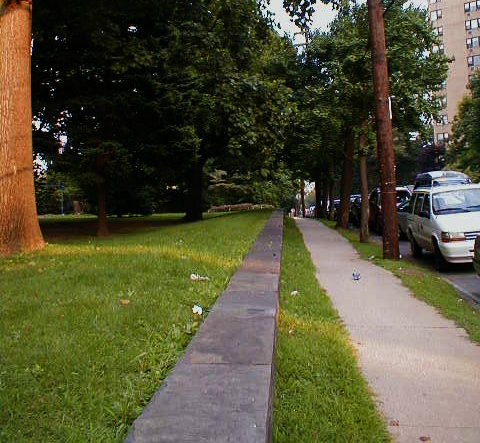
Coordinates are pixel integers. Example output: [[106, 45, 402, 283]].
[[321, 180, 328, 219], [359, 123, 370, 243], [300, 179, 306, 218], [314, 175, 321, 219], [336, 126, 354, 229], [96, 181, 109, 237], [0, 1, 44, 256], [359, 155, 370, 242], [185, 158, 205, 222], [328, 178, 335, 221]]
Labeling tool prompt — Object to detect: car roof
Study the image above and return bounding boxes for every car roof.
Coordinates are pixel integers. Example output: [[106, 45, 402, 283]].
[[414, 183, 480, 193], [415, 170, 470, 180]]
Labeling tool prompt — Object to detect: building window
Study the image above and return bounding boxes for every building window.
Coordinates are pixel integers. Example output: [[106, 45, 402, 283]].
[[438, 96, 447, 108], [433, 43, 445, 53], [434, 26, 444, 36], [464, 1, 480, 12], [465, 19, 480, 30], [430, 10, 443, 20], [466, 37, 480, 48], [436, 115, 449, 125], [430, 0, 440, 3], [437, 132, 449, 143], [467, 55, 480, 67]]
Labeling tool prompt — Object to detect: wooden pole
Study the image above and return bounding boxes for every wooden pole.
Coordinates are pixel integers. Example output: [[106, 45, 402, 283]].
[[367, 0, 399, 259]]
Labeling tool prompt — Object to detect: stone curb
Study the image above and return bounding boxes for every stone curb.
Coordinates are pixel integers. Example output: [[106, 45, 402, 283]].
[[125, 210, 284, 443]]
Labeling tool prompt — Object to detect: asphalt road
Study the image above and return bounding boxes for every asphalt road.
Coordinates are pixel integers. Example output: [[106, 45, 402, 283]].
[[370, 234, 480, 306]]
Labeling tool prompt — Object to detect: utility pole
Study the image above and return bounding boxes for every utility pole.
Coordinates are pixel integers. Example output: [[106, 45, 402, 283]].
[[367, 0, 399, 259]]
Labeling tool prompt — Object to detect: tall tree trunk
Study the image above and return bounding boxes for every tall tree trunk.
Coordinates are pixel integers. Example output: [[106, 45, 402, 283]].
[[314, 174, 321, 219], [336, 126, 354, 229], [300, 179, 306, 218], [96, 181, 109, 237], [321, 180, 328, 219], [0, 1, 44, 256], [185, 158, 205, 222], [367, 0, 399, 259], [359, 122, 370, 243], [328, 178, 335, 221], [359, 155, 370, 242]]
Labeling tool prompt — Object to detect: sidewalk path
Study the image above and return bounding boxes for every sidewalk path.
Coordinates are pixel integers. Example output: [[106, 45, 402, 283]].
[[296, 218, 480, 443]]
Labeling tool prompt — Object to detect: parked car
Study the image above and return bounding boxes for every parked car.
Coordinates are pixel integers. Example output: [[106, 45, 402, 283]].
[[397, 200, 410, 239], [369, 186, 412, 233], [414, 170, 471, 189], [406, 183, 480, 271], [473, 235, 480, 275]]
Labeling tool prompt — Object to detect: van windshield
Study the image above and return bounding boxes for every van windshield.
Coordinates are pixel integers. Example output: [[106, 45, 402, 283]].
[[432, 188, 480, 215]]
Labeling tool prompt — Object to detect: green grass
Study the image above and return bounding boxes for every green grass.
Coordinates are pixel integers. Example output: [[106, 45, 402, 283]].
[[323, 220, 480, 344], [273, 218, 391, 442], [0, 211, 271, 442]]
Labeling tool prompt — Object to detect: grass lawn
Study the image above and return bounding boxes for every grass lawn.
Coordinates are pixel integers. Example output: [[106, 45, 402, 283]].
[[0, 210, 270, 442], [323, 220, 480, 344], [273, 218, 391, 442]]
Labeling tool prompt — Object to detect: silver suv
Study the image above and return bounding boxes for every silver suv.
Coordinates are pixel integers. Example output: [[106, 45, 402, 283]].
[[406, 183, 480, 271]]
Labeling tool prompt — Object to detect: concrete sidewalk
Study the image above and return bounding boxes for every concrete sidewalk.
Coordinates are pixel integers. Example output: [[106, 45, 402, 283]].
[[296, 218, 480, 443]]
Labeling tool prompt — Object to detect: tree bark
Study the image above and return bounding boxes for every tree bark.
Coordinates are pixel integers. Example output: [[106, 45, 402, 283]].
[[359, 155, 370, 243], [314, 175, 321, 219], [359, 121, 370, 242], [300, 179, 306, 218], [367, 0, 399, 259], [336, 126, 354, 229], [328, 178, 335, 221], [321, 180, 328, 219], [185, 158, 205, 222], [0, 1, 44, 256]]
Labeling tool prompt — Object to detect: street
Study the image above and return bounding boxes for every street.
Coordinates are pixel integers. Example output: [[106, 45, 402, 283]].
[[371, 234, 480, 306]]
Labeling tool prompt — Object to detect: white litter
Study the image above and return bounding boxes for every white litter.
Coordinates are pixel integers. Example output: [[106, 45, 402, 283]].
[[192, 304, 203, 315], [352, 271, 361, 281], [190, 273, 210, 281], [290, 290, 299, 296]]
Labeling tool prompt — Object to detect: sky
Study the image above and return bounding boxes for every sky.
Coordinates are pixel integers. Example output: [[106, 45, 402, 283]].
[[267, 0, 428, 45]]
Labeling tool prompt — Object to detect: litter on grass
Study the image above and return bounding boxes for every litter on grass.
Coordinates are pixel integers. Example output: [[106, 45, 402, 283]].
[[190, 273, 210, 281], [290, 290, 299, 296], [192, 304, 203, 315]]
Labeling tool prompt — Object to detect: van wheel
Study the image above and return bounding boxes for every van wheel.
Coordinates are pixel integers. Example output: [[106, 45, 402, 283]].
[[433, 240, 449, 272], [409, 232, 422, 257]]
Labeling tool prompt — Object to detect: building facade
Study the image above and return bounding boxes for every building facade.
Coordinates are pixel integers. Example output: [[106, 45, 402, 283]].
[[428, 0, 480, 145]]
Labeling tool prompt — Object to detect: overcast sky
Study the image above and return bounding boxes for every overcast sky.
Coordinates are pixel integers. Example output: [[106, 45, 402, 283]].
[[267, 0, 428, 44]]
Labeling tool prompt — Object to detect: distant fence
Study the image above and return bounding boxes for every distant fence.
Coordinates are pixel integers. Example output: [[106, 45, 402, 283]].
[[208, 203, 274, 213]]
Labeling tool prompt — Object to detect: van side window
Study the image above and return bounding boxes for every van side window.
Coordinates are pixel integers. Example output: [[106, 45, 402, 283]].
[[407, 194, 416, 213], [422, 194, 431, 217], [414, 194, 424, 215]]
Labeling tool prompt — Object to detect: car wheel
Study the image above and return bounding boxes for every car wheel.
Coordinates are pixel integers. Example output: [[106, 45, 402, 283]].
[[433, 240, 449, 272], [409, 232, 422, 257]]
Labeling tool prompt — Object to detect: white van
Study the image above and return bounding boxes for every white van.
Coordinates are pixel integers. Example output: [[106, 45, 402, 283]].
[[406, 183, 480, 271]]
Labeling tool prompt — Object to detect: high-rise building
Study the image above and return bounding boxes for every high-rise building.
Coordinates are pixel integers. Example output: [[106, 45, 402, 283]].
[[428, 0, 479, 145]]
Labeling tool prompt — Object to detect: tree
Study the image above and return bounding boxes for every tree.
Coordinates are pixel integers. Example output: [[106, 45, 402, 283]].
[[286, 1, 447, 245], [0, 0, 44, 256], [447, 75, 480, 181]]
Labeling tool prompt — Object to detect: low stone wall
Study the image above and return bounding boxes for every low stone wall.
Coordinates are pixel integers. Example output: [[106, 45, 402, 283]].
[[125, 210, 283, 443]]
